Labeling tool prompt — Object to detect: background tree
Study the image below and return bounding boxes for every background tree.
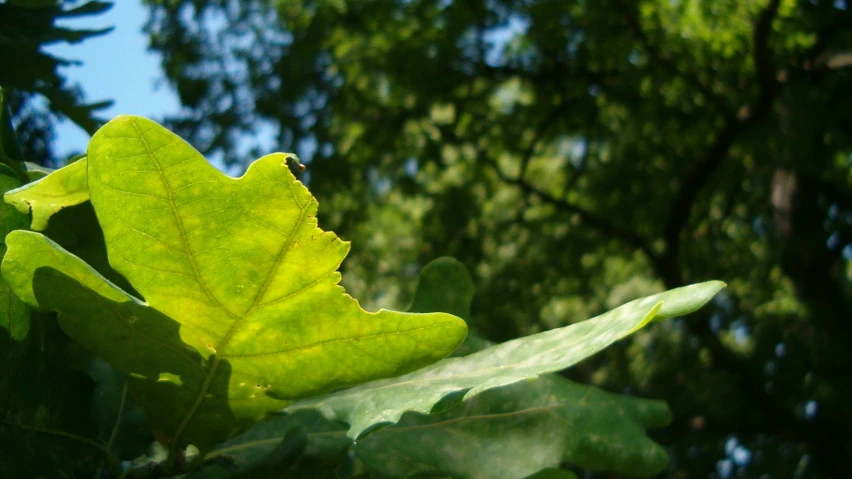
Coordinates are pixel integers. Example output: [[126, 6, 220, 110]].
[[0, 0, 833, 476], [0, 0, 113, 165], [142, 0, 852, 476]]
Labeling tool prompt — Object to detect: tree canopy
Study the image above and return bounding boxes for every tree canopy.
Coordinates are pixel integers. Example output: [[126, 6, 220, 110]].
[[0, 0, 114, 165], [141, 0, 852, 476], [4, 0, 852, 476]]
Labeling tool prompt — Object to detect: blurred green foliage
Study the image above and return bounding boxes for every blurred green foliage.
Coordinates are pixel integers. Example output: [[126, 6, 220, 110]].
[[0, 0, 114, 165], [141, 0, 852, 476]]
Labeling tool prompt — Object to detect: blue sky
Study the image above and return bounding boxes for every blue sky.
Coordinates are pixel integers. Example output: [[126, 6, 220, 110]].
[[41, 1, 523, 167], [46, 0, 181, 157]]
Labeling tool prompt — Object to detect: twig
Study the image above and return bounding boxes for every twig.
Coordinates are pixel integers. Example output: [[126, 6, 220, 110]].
[[481, 148, 657, 261], [614, 0, 732, 117], [1, 419, 121, 473]]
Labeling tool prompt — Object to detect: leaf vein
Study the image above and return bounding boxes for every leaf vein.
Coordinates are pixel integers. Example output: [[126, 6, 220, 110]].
[[224, 322, 454, 359]]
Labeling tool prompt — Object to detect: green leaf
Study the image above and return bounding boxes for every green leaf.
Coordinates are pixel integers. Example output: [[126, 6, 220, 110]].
[[39, 200, 139, 296], [194, 258, 700, 478], [0, 170, 29, 340], [408, 256, 474, 320], [187, 259, 473, 478], [407, 257, 492, 358], [352, 259, 678, 478], [1, 115, 467, 452], [23, 161, 54, 181], [0, 169, 119, 476], [0, 166, 31, 404], [288, 280, 724, 438], [1, 155, 128, 307], [5, 156, 88, 231], [193, 410, 351, 479], [356, 375, 671, 478], [0, 165, 109, 477]]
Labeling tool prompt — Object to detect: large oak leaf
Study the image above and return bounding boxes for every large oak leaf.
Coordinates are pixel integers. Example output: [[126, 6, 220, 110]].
[[1, 115, 466, 451]]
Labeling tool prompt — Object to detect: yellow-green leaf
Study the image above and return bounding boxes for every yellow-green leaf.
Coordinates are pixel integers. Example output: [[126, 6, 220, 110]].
[[5, 157, 88, 231], [1, 115, 467, 452], [288, 279, 724, 438], [0, 169, 29, 340]]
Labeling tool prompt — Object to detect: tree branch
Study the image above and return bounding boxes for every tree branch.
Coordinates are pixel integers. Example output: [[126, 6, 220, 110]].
[[753, 0, 782, 98], [564, 137, 590, 192], [646, 0, 852, 471], [1, 419, 121, 473], [614, 0, 733, 118], [660, 0, 781, 284], [481, 149, 657, 261], [518, 104, 567, 181]]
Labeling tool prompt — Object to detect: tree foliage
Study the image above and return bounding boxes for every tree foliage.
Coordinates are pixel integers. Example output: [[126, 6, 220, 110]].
[[0, 0, 114, 165], [0, 109, 721, 477], [142, 0, 852, 476], [4, 114, 467, 453]]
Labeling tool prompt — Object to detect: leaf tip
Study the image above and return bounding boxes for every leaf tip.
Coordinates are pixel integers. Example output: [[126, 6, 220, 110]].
[[654, 280, 726, 320]]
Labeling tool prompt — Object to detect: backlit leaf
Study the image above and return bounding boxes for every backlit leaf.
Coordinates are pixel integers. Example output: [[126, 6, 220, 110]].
[[195, 258, 712, 478], [0, 169, 29, 340], [1, 115, 467, 452], [5, 156, 88, 230], [288, 276, 723, 438]]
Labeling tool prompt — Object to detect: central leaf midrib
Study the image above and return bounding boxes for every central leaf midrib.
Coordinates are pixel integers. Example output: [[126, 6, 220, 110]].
[[130, 119, 309, 450], [130, 121, 240, 321], [177, 199, 307, 451], [212, 203, 309, 356]]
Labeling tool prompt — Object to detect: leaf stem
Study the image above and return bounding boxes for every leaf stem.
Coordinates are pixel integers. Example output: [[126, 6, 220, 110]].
[[106, 381, 129, 452], [0, 419, 122, 473], [94, 380, 130, 478]]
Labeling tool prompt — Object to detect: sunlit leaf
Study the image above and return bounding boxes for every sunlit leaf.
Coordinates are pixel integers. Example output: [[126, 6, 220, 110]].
[[5, 156, 87, 230], [288, 279, 723, 438], [351, 259, 685, 478], [195, 258, 713, 478], [0, 169, 29, 339], [1, 115, 467, 451]]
